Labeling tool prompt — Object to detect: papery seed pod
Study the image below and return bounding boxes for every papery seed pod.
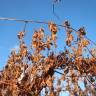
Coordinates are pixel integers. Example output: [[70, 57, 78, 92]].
[[46, 36, 52, 50], [82, 39, 90, 47], [78, 27, 86, 36], [48, 22, 57, 34], [66, 39, 71, 47], [68, 34, 74, 41], [33, 30, 38, 38], [64, 20, 70, 27], [39, 28, 44, 39], [32, 35, 37, 48], [17, 31, 24, 39]]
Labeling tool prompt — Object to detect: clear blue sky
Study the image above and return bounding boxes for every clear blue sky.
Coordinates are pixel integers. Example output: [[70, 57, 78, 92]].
[[0, 0, 96, 95], [0, 0, 96, 69]]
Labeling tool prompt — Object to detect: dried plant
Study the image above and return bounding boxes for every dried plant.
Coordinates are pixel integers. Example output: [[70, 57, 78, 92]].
[[0, 20, 96, 96]]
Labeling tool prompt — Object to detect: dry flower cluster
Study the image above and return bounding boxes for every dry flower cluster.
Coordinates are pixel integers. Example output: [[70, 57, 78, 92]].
[[0, 21, 96, 96]]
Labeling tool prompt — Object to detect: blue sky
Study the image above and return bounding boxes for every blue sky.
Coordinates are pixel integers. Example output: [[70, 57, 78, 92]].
[[0, 0, 96, 95]]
